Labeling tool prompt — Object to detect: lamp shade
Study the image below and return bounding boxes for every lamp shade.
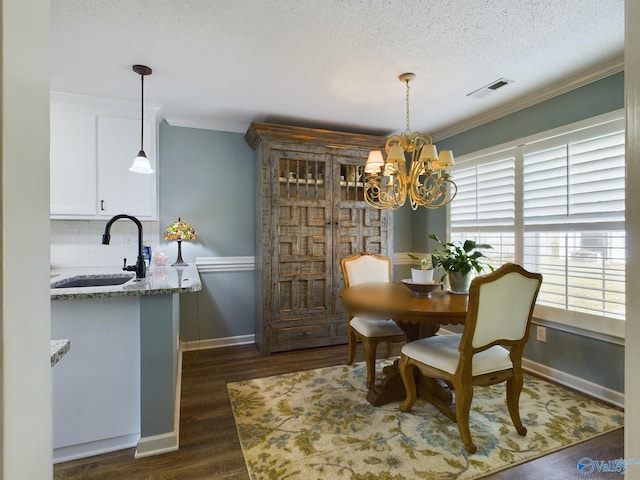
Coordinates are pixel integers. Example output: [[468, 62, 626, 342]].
[[437, 150, 455, 168], [163, 218, 197, 241], [365, 150, 385, 173], [387, 145, 406, 163], [130, 150, 154, 174], [418, 144, 438, 162]]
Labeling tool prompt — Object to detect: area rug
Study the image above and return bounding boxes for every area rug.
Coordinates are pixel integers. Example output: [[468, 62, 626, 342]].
[[227, 360, 623, 480]]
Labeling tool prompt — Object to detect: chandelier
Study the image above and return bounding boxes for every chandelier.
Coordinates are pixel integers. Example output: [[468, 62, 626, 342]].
[[364, 73, 457, 210]]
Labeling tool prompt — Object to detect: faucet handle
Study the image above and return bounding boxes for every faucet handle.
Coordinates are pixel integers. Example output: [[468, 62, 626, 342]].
[[122, 258, 136, 272]]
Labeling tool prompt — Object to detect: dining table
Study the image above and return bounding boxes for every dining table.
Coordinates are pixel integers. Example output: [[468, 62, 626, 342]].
[[339, 282, 469, 406]]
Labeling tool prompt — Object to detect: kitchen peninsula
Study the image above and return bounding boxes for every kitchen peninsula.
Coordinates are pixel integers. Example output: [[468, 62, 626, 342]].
[[51, 264, 201, 463]]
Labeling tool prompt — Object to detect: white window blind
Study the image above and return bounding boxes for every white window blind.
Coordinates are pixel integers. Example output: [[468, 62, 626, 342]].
[[524, 130, 625, 225], [451, 113, 625, 323], [450, 156, 515, 227]]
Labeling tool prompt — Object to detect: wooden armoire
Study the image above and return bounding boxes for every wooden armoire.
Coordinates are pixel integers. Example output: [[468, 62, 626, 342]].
[[245, 122, 394, 353]]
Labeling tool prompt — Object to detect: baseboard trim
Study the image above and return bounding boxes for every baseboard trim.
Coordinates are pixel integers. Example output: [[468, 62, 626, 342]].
[[182, 334, 256, 351], [53, 433, 139, 464], [521, 358, 624, 408]]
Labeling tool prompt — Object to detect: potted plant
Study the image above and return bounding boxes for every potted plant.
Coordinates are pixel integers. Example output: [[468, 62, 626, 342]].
[[428, 233, 494, 293], [407, 253, 434, 284]]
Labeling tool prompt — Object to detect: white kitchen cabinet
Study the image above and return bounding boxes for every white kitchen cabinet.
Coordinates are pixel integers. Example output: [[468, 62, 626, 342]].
[[50, 111, 98, 216], [50, 93, 158, 219]]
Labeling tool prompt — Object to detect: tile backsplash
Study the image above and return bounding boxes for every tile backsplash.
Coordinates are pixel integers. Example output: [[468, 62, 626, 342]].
[[51, 220, 161, 268]]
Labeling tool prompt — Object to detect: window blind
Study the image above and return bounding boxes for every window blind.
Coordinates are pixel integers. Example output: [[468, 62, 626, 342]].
[[451, 115, 625, 322]]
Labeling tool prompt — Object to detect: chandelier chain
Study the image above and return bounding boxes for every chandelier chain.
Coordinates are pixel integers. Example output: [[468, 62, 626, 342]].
[[405, 79, 411, 133]]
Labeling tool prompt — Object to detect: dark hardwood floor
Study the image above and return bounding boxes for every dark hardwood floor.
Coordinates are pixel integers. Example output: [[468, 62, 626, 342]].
[[54, 343, 623, 480]]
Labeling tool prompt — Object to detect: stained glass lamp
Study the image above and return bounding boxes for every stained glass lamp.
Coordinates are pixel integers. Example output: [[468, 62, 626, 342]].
[[163, 218, 197, 266]]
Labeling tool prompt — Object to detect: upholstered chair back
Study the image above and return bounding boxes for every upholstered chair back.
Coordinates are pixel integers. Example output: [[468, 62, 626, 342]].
[[464, 264, 542, 350], [342, 253, 391, 287]]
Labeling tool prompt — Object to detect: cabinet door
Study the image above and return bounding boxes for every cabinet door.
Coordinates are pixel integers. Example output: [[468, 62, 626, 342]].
[[332, 154, 391, 312], [272, 150, 333, 321], [97, 116, 157, 219], [50, 111, 98, 216]]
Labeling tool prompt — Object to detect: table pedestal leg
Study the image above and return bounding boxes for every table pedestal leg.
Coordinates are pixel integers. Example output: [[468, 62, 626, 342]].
[[366, 361, 407, 406], [365, 322, 452, 407]]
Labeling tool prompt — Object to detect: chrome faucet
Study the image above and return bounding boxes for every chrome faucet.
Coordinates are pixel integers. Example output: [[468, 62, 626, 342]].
[[101, 214, 146, 279]]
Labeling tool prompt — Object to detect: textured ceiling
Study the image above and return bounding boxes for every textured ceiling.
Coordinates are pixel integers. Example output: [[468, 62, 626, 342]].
[[50, 0, 624, 137]]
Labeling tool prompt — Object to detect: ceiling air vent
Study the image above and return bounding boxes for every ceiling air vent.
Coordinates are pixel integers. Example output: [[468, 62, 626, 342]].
[[467, 78, 514, 99]]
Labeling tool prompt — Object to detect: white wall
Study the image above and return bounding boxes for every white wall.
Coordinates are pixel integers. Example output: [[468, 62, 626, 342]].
[[51, 220, 160, 268], [625, 0, 640, 467], [1, 0, 52, 478]]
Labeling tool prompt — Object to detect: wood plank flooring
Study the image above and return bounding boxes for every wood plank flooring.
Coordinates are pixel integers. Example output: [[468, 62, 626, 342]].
[[53, 343, 623, 479]]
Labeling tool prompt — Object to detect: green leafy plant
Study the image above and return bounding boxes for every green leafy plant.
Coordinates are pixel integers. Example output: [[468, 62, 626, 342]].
[[428, 233, 494, 276], [407, 253, 433, 270]]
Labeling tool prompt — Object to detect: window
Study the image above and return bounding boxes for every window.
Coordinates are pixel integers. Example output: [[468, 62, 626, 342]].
[[450, 112, 625, 328]]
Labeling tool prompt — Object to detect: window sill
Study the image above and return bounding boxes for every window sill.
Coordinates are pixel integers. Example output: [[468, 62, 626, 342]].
[[533, 305, 624, 346]]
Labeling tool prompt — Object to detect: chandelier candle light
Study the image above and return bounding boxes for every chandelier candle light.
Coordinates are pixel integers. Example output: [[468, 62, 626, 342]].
[[163, 218, 197, 266], [364, 73, 457, 210]]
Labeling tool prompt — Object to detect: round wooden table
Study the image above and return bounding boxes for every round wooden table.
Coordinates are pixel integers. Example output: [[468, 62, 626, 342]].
[[340, 282, 469, 406]]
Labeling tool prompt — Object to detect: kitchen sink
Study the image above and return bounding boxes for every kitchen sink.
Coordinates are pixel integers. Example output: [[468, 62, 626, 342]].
[[51, 274, 135, 289]]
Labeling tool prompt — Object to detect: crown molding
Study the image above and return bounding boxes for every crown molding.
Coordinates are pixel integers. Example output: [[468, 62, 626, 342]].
[[432, 57, 624, 142], [164, 117, 249, 134]]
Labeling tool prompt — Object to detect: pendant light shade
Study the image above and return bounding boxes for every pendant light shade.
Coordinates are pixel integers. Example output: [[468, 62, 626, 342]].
[[130, 150, 153, 174], [130, 64, 154, 174]]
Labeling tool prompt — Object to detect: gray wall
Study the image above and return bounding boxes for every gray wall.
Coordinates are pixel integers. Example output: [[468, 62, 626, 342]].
[[159, 122, 256, 341], [432, 71, 625, 393]]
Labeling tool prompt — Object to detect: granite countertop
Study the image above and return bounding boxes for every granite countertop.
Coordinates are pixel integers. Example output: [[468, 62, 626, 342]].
[[50, 264, 202, 300], [51, 339, 70, 367]]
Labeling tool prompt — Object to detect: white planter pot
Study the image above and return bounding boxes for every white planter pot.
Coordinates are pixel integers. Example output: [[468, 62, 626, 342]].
[[448, 271, 473, 293], [411, 268, 434, 284]]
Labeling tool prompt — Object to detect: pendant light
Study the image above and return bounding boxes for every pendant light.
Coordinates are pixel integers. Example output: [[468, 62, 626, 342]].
[[129, 64, 154, 174]]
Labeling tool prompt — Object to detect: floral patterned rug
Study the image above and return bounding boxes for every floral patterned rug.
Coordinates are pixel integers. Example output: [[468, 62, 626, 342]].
[[227, 359, 623, 480]]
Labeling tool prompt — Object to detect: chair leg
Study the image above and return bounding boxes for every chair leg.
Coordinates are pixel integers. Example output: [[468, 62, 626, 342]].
[[506, 375, 527, 436], [362, 338, 378, 389], [398, 356, 417, 412], [346, 323, 357, 365], [453, 375, 476, 453], [384, 341, 393, 358]]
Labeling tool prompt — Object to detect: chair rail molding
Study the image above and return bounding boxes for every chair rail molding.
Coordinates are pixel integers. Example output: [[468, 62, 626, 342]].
[[195, 256, 255, 273], [395, 252, 421, 266]]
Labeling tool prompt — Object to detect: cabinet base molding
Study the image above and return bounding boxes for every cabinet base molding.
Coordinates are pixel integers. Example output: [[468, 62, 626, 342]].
[[53, 433, 139, 464], [134, 431, 179, 459]]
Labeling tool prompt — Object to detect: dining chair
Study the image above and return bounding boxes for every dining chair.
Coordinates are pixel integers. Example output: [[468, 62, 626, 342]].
[[341, 251, 406, 389], [398, 262, 542, 453]]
